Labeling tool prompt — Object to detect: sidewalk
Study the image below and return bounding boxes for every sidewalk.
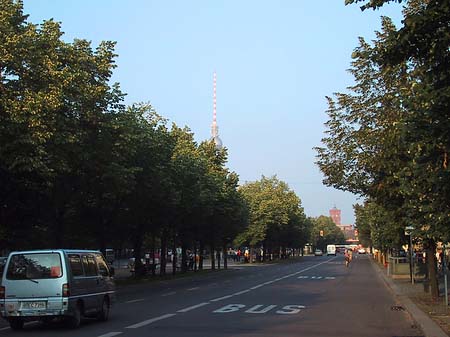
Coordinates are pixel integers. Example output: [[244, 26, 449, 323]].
[[111, 258, 254, 279], [372, 257, 450, 337]]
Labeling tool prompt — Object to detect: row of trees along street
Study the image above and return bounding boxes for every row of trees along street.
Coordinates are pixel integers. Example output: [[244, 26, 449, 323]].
[[316, 0, 450, 299], [0, 0, 345, 277]]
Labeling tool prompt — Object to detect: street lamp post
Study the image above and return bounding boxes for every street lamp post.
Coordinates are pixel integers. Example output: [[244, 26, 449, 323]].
[[405, 226, 414, 284]]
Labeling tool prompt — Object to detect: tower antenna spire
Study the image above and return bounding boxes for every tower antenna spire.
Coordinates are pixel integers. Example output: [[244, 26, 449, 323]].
[[213, 71, 217, 126], [210, 71, 222, 149]]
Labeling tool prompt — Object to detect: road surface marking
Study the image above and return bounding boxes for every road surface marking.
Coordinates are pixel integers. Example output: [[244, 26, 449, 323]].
[[297, 276, 336, 280], [213, 304, 306, 314], [187, 287, 199, 291], [161, 291, 176, 297], [97, 332, 123, 337], [233, 289, 250, 296], [211, 294, 234, 302], [125, 313, 176, 329], [245, 304, 277, 314], [125, 298, 145, 303], [0, 327, 9, 331], [177, 302, 209, 313], [250, 284, 264, 289]]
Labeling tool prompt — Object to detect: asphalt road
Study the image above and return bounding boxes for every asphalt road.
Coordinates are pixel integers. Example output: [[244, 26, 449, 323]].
[[0, 254, 424, 337]]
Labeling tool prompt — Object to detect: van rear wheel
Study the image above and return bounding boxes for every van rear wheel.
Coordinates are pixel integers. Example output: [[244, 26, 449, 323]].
[[9, 318, 24, 330], [97, 297, 110, 321], [67, 303, 82, 329]]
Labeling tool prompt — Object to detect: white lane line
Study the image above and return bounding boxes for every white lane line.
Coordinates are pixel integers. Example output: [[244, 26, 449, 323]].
[[233, 289, 250, 296], [161, 291, 176, 297], [97, 332, 123, 337], [125, 298, 145, 304], [187, 287, 199, 291], [0, 327, 9, 331], [177, 302, 209, 313], [210, 294, 234, 302], [125, 313, 176, 329], [250, 284, 264, 290]]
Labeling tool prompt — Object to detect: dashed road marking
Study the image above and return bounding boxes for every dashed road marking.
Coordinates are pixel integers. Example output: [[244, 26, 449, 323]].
[[125, 298, 145, 303], [297, 276, 336, 280], [177, 302, 209, 313], [161, 291, 177, 297], [97, 332, 123, 337], [125, 313, 176, 329], [211, 294, 234, 302]]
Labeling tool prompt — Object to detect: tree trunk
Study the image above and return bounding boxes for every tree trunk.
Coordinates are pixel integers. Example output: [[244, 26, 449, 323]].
[[211, 245, 216, 270], [151, 235, 156, 276], [216, 250, 221, 269], [192, 241, 197, 271], [181, 244, 187, 273], [223, 245, 228, 269], [133, 233, 144, 278], [425, 239, 439, 299], [172, 234, 177, 276], [160, 232, 167, 276], [199, 241, 204, 270]]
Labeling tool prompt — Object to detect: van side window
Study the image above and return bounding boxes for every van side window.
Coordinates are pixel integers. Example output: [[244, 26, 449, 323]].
[[82, 255, 98, 276], [95, 254, 110, 277], [68, 254, 84, 277]]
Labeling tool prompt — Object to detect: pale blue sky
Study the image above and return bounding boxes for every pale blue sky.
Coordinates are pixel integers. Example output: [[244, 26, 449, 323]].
[[23, 1, 403, 224]]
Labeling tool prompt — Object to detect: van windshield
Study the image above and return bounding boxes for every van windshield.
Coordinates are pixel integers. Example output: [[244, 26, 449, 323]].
[[6, 253, 62, 280]]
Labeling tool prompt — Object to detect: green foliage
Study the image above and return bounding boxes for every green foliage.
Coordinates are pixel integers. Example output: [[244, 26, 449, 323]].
[[319, 0, 449, 297], [309, 216, 345, 250], [238, 176, 309, 252]]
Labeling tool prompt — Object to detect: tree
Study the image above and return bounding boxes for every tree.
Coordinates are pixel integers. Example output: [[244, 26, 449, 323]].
[[309, 216, 345, 251], [238, 176, 307, 260], [318, 0, 450, 299], [0, 0, 126, 248]]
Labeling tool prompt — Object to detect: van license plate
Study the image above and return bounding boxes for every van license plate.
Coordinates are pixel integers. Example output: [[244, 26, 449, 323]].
[[22, 301, 46, 309]]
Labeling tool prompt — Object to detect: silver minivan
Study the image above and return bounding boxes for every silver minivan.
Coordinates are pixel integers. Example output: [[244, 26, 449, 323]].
[[0, 249, 115, 330]]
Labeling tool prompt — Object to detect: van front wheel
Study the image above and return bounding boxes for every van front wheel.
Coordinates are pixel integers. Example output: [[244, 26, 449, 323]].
[[97, 297, 110, 321], [9, 318, 24, 330]]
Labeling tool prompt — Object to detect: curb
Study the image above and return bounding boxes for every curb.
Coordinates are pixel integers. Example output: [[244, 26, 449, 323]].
[[370, 258, 448, 337]]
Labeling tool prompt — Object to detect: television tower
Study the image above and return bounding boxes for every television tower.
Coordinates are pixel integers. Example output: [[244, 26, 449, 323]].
[[210, 71, 223, 149]]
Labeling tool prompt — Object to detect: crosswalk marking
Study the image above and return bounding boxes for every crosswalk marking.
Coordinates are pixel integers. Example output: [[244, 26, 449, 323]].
[[297, 276, 336, 280]]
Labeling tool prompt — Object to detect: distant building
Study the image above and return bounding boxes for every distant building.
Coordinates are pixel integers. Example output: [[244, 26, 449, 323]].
[[329, 206, 341, 226], [329, 206, 356, 240]]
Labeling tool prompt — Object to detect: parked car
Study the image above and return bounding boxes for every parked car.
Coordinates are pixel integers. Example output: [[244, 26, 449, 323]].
[[0, 249, 115, 330], [128, 257, 160, 275], [314, 249, 323, 256]]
